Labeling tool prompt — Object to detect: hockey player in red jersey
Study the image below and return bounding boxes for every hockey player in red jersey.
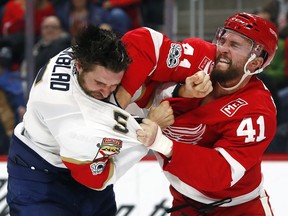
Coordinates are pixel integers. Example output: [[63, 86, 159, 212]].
[[137, 12, 278, 215], [116, 26, 216, 109]]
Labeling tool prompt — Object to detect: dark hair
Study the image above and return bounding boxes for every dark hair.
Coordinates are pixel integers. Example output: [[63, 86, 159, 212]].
[[72, 25, 131, 73]]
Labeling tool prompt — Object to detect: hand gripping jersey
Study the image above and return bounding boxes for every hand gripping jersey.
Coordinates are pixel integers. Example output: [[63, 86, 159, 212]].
[[156, 76, 276, 206], [121, 27, 216, 108], [14, 48, 148, 190]]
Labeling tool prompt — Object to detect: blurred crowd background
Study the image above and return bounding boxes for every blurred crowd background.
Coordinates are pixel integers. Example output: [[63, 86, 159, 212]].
[[0, 0, 287, 155]]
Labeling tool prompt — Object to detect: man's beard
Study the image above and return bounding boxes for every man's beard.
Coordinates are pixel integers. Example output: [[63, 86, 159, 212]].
[[210, 59, 242, 84]]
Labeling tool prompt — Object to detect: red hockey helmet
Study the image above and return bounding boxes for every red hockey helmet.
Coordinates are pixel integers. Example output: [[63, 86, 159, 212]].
[[223, 12, 278, 68]]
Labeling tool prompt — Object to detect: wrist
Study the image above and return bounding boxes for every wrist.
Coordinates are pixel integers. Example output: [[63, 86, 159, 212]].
[[149, 126, 173, 157], [178, 84, 197, 98], [172, 83, 183, 97]]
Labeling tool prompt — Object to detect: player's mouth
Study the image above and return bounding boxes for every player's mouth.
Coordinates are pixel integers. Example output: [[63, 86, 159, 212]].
[[215, 57, 231, 68], [217, 57, 230, 64]]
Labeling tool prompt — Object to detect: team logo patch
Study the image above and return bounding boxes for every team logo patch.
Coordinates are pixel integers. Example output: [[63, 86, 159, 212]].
[[96, 138, 123, 159], [198, 56, 214, 74], [166, 43, 182, 68], [90, 161, 106, 175], [220, 98, 248, 117]]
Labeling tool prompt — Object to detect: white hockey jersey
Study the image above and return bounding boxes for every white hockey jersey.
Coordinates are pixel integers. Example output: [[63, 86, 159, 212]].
[[14, 48, 149, 190]]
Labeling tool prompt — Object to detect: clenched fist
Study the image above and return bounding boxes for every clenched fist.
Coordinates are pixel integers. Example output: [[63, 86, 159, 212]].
[[147, 100, 174, 129], [179, 70, 213, 98]]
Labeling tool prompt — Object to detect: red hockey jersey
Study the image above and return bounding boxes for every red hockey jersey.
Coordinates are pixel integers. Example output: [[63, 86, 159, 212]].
[[156, 76, 276, 206], [121, 27, 216, 108]]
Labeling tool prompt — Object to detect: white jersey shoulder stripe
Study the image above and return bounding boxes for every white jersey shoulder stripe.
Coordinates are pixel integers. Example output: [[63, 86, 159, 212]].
[[144, 27, 164, 76], [215, 147, 246, 186]]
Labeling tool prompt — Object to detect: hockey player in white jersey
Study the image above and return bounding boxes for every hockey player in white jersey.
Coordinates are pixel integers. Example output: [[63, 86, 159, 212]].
[[6, 25, 173, 216]]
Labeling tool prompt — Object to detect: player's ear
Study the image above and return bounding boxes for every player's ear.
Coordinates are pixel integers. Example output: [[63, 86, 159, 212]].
[[249, 57, 264, 71], [75, 60, 82, 73]]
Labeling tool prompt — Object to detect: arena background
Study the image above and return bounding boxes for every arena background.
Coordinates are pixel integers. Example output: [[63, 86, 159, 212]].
[[1, 0, 288, 216], [23, 0, 288, 94]]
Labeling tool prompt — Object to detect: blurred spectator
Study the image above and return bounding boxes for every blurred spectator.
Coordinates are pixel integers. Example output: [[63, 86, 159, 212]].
[[141, 0, 164, 31], [256, 1, 288, 153], [266, 108, 288, 153], [54, 0, 105, 41], [55, 0, 142, 38], [279, 12, 288, 39], [0, 0, 55, 70], [95, 0, 142, 34], [255, 7, 287, 124], [34, 0, 56, 37], [0, 46, 26, 124], [0, 0, 55, 38], [0, 0, 9, 21], [33, 15, 71, 76], [0, 89, 13, 155], [0, 0, 26, 70], [279, 11, 288, 129], [0, 45, 26, 154], [0, 0, 26, 36]]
